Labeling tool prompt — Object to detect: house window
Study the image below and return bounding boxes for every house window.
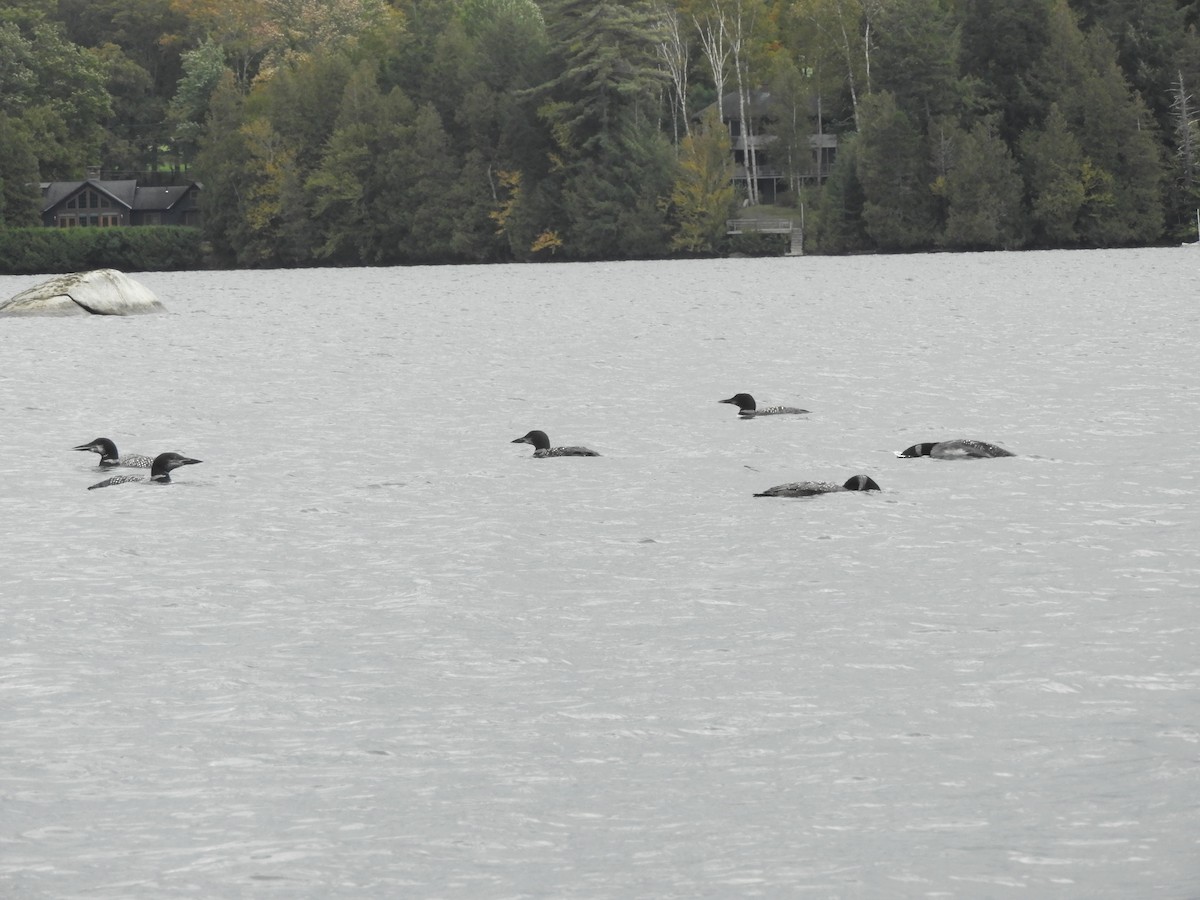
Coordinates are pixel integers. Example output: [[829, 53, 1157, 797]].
[[65, 189, 119, 212], [59, 216, 77, 227], [143, 212, 162, 226]]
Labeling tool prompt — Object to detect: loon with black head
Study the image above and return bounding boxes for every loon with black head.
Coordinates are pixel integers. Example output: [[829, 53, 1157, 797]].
[[511, 430, 599, 458], [755, 474, 880, 498], [719, 393, 809, 417], [73, 437, 154, 468], [87, 452, 202, 490], [897, 439, 1014, 460]]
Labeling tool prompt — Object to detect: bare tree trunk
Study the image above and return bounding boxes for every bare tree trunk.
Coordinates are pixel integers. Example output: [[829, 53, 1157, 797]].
[[730, 0, 760, 205], [860, 0, 880, 94], [1173, 71, 1198, 189], [655, 3, 690, 143], [695, 4, 731, 120], [834, 0, 860, 130]]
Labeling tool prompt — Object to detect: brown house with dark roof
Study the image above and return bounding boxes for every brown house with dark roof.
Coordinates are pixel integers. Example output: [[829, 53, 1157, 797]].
[[41, 179, 201, 228]]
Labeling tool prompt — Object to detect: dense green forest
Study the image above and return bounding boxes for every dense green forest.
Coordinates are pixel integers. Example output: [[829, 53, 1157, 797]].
[[3, 0, 1200, 265]]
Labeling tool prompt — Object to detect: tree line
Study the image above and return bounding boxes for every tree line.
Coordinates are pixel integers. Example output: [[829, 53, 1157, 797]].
[[2, 0, 1199, 266]]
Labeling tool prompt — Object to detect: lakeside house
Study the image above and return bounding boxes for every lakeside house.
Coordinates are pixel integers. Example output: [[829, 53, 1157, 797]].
[[697, 89, 838, 204], [41, 178, 201, 228]]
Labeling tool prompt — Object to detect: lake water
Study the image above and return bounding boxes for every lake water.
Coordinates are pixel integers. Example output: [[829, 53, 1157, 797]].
[[1, 250, 1198, 898]]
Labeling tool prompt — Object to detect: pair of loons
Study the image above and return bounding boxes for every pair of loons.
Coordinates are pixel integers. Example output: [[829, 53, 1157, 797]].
[[507, 391, 811, 459], [722, 391, 881, 496], [755, 440, 1013, 498], [716, 393, 873, 497], [73, 437, 202, 490]]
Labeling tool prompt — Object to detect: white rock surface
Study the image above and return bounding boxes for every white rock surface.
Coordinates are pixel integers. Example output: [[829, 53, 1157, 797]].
[[0, 269, 165, 317]]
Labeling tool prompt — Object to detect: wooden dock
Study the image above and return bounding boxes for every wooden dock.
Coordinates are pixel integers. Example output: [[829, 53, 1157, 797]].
[[726, 217, 803, 255]]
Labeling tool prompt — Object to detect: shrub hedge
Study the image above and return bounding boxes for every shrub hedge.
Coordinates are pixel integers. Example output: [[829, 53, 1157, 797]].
[[0, 227, 204, 275]]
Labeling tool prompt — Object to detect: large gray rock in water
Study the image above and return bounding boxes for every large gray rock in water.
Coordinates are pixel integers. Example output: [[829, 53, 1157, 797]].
[[0, 269, 166, 317]]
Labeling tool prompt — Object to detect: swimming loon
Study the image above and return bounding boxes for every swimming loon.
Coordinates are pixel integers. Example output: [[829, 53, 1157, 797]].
[[87, 452, 202, 490], [719, 393, 809, 417], [511, 430, 600, 458], [73, 437, 154, 468], [896, 440, 1015, 459], [755, 474, 881, 498]]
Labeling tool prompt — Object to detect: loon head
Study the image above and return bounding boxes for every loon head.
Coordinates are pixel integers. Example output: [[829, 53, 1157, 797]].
[[512, 430, 551, 451], [74, 437, 119, 462], [150, 452, 203, 479], [719, 393, 756, 412], [897, 443, 936, 458], [843, 475, 881, 491]]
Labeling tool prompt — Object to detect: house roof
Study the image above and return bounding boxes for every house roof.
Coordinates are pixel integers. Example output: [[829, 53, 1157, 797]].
[[695, 89, 825, 124], [133, 184, 196, 211], [41, 178, 198, 213], [696, 89, 774, 122]]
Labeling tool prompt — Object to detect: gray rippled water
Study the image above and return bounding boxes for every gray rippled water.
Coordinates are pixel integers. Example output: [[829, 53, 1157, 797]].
[[2, 249, 1198, 898]]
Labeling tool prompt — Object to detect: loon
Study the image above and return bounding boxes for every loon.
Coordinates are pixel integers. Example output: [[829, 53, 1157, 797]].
[[719, 393, 809, 417], [755, 474, 881, 498], [897, 439, 1015, 460], [87, 452, 202, 490], [511, 430, 600, 458], [73, 437, 154, 468]]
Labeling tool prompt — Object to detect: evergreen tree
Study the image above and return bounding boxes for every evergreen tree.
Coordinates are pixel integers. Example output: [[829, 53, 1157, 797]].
[[811, 134, 868, 254], [560, 122, 675, 258], [0, 112, 40, 227], [536, 0, 669, 155], [448, 148, 513, 262], [855, 91, 936, 250], [1072, 0, 1187, 140], [194, 72, 252, 266], [258, 48, 356, 172], [1021, 104, 1085, 245], [169, 39, 227, 165], [871, 0, 961, 127], [942, 118, 1026, 249], [237, 116, 297, 265], [1032, 3, 1164, 244], [957, 0, 1053, 144], [399, 104, 461, 262], [438, 0, 553, 259], [304, 60, 388, 260]]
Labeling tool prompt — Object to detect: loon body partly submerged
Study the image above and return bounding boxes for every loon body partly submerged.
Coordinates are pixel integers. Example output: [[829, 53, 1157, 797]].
[[719, 393, 809, 417], [511, 430, 600, 458], [755, 474, 881, 498], [896, 439, 1014, 460], [87, 452, 202, 489], [73, 437, 154, 468]]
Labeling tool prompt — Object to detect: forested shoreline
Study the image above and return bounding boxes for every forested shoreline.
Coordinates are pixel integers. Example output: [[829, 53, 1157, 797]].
[[2, 0, 1199, 268]]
